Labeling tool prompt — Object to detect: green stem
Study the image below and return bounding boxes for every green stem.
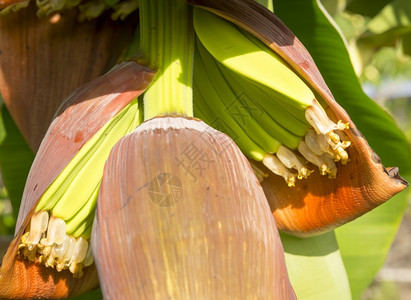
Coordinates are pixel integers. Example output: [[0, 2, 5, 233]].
[[139, 0, 194, 120]]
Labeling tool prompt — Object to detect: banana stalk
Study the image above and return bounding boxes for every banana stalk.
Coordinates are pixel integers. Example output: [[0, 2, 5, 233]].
[[0, 61, 155, 299], [188, 0, 408, 236]]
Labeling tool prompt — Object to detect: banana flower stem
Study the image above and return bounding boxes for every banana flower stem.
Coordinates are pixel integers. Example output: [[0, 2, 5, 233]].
[[138, 0, 194, 120]]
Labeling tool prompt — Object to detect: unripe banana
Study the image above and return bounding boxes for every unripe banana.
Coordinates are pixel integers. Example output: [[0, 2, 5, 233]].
[[193, 55, 265, 162], [13, 61, 155, 282], [193, 7, 352, 186], [193, 7, 315, 111], [65, 183, 99, 236], [196, 40, 281, 154], [198, 41, 304, 149], [43, 99, 139, 226], [216, 49, 309, 137], [194, 39, 309, 186]]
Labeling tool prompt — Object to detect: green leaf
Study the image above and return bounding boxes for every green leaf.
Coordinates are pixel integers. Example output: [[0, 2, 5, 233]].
[[366, 0, 411, 35], [403, 32, 411, 55], [346, 0, 393, 17], [274, 0, 411, 298], [255, 0, 273, 12], [335, 190, 409, 299], [281, 231, 352, 300], [357, 0, 411, 51], [104, 0, 121, 7], [0, 103, 34, 218], [320, 0, 348, 16]]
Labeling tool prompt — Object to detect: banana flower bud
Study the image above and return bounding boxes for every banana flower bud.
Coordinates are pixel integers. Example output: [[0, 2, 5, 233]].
[[92, 116, 297, 299]]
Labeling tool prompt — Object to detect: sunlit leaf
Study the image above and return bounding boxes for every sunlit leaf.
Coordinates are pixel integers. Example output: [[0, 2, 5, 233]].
[[366, 0, 411, 35], [357, 0, 411, 54], [0, 103, 34, 218], [281, 231, 352, 300], [320, 0, 348, 16], [336, 190, 409, 298]]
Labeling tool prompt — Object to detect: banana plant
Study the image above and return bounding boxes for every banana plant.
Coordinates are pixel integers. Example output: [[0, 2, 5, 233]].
[[0, 0, 409, 299]]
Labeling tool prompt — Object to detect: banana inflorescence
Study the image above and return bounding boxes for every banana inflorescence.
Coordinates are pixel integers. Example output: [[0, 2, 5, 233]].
[[193, 8, 350, 187], [18, 98, 141, 277], [14, 0, 351, 282]]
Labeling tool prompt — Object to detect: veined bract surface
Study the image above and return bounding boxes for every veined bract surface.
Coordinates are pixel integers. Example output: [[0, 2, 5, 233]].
[[92, 116, 297, 300]]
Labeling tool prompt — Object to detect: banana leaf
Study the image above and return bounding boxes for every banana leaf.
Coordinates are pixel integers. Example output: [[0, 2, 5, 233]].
[[274, 0, 411, 299], [281, 231, 352, 300], [357, 0, 411, 56], [0, 102, 34, 221], [346, 0, 393, 17], [366, 0, 411, 35]]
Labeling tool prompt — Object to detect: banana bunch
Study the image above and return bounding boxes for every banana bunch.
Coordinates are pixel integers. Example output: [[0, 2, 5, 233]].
[[193, 8, 350, 187], [15, 61, 154, 279], [19, 99, 139, 277]]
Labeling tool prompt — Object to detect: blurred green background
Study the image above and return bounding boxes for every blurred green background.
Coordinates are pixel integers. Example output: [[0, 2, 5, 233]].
[[324, 1, 411, 299]]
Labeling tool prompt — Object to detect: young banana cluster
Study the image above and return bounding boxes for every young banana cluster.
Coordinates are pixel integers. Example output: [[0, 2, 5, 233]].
[[18, 97, 141, 277], [193, 8, 350, 187]]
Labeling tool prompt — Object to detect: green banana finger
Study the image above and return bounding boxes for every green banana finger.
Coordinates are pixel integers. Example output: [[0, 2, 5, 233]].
[[217, 51, 309, 136], [64, 181, 100, 237], [193, 84, 265, 162], [193, 50, 266, 161], [49, 99, 139, 222], [237, 28, 310, 124], [196, 39, 281, 154], [193, 7, 315, 111], [70, 211, 95, 239], [215, 56, 304, 149]]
